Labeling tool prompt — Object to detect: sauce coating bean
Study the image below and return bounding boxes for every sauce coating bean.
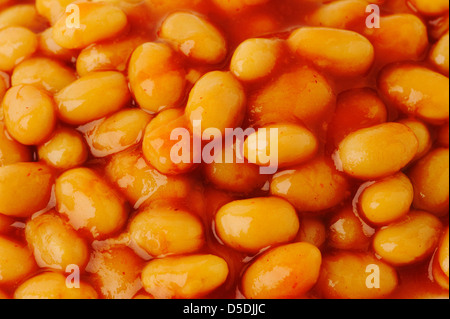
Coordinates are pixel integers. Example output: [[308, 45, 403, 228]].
[[141, 254, 229, 299], [129, 202, 204, 257], [2, 85, 56, 146], [336, 123, 419, 180], [378, 63, 449, 124], [55, 168, 128, 239], [14, 271, 98, 299], [25, 212, 90, 271], [373, 211, 443, 266], [288, 27, 374, 77], [317, 252, 398, 299], [159, 12, 227, 64], [55, 71, 130, 125], [0, 163, 53, 218], [215, 197, 299, 253], [241, 242, 322, 299], [52, 2, 128, 49]]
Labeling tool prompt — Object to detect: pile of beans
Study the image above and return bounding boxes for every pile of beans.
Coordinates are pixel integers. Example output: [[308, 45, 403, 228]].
[[0, 0, 448, 299]]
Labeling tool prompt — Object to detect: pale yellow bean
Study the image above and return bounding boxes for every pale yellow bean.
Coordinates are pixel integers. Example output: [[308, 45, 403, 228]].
[[159, 12, 227, 64], [25, 211, 90, 271], [316, 252, 398, 299], [55, 167, 128, 239], [215, 197, 299, 253], [141, 254, 229, 299], [0, 162, 54, 218], [0, 235, 36, 285], [14, 272, 98, 299], [359, 173, 414, 225], [11, 57, 76, 95], [129, 202, 205, 257], [2, 85, 56, 146], [242, 242, 322, 299], [409, 148, 449, 216], [185, 71, 246, 135], [373, 211, 443, 266], [52, 2, 128, 49], [337, 123, 419, 180], [128, 42, 186, 113], [0, 27, 38, 72], [55, 71, 130, 125], [288, 27, 374, 77], [230, 38, 283, 81], [378, 63, 449, 124]]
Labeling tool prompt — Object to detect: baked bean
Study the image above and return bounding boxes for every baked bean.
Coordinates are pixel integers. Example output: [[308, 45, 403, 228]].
[[328, 206, 371, 250], [0, 235, 36, 285], [270, 157, 350, 212], [2, 85, 56, 146], [409, 148, 449, 216], [0, 162, 54, 218], [185, 71, 246, 135], [129, 202, 204, 257], [38, 127, 88, 170], [0, 4, 46, 31], [373, 211, 443, 266], [215, 197, 299, 253], [128, 42, 186, 114], [296, 217, 326, 248], [86, 245, 144, 299], [159, 12, 227, 64], [432, 248, 449, 290], [364, 14, 428, 64], [241, 242, 322, 299], [77, 36, 147, 76], [288, 27, 374, 77], [55, 167, 128, 239], [142, 108, 196, 175], [409, 0, 449, 16], [38, 28, 77, 63], [105, 148, 194, 209], [305, 0, 368, 30], [438, 227, 449, 278], [429, 32, 449, 75], [84, 108, 152, 158], [211, 0, 269, 13], [378, 63, 449, 124], [336, 123, 419, 180], [204, 141, 268, 194], [141, 254, 229, 299], [11, 57, 77, 95], [245, 123, 318, 168], [14, 271, 98, 299], [398, 118, 432, 160], [328, 88, 387, 147], [52, 2, 128, 49], [247, 65, 335, 127], [0, 27, 38, 72], [316, 252, 398, 299], [359, 173, 414, 226], [25, 211, 90, 271], [35, 0, 74, 25], [55, 71, 130, 125], [230, 38, 283, 81], [0, 122, 32, 166]]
